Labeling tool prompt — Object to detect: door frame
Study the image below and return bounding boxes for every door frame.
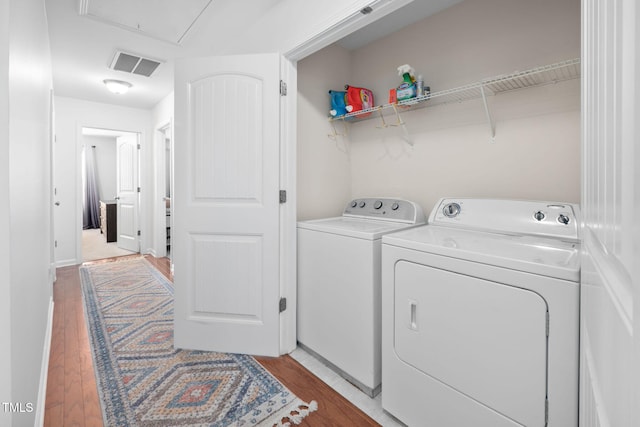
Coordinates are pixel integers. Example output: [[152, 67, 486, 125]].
[[154, 120, 173, 260], [75, 125, 144, 264], [277, 1, 417, 353], [279, 58, 297, 353]]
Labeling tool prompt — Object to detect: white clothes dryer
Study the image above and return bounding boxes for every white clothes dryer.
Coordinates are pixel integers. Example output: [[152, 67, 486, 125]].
[[382, 198, 580, 427], [297, 198, 425, 397]]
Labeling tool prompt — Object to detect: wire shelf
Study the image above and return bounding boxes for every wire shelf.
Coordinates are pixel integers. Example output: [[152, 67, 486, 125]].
[[398, 58, 581, 109], [329, 58, 581, 122]]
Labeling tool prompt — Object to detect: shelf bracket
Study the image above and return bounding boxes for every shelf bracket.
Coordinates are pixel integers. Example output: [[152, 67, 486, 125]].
[[480, 85, 496, 142], [390, 104, 412, 146], [375, 108, 388, 128], [328, 117, 348, 140]]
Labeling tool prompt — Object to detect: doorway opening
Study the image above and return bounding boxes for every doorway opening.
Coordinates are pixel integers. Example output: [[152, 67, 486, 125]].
[[81, 127, 140, 262], [157, 122, 172, 261]]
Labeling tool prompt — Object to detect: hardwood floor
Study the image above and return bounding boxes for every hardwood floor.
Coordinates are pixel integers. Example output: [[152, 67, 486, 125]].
[[43, 255, 380, 427]]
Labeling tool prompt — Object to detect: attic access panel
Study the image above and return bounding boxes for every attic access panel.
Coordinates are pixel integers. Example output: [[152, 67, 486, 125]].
[[79, 0, 213, 44]]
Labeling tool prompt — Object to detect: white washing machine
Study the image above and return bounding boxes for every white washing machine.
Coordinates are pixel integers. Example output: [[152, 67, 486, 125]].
[[382, 198, 580, 427], [297, 198, 425, 397]]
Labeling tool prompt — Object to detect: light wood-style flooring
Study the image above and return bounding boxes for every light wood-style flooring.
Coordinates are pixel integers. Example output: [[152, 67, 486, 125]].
[[43, 255, 380, 427]]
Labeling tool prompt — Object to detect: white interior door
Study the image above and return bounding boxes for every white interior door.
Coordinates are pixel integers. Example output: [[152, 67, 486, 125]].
[[116, 134, 139, 252], [173, 53, 282, 357]]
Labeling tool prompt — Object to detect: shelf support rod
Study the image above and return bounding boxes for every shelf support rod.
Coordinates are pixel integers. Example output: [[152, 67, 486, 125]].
[[390, 104, 412, 146], [375, 108, 388, 128], [328, 117, 348, 140], [480, 85, 495, 142]]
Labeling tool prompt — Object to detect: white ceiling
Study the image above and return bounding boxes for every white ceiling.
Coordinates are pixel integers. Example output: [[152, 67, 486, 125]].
[[45, 0, 461, 110], [79, 0, 214, 44]]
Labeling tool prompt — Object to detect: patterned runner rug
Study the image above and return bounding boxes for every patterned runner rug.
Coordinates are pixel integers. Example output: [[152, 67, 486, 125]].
[[80, 257, 317, 426]]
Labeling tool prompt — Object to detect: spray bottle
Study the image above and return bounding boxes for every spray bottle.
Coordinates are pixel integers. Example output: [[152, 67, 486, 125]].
[[396, 64, 417, 100]]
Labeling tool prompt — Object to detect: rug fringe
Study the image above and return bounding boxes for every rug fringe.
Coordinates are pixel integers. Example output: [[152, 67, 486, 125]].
[[268, 400, 318, 426]]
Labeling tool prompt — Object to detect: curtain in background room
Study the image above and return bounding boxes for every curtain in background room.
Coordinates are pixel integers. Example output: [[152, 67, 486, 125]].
[[83, 146, 101, 229]]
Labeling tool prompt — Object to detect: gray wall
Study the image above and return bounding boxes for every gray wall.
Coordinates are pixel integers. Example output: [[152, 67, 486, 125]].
[[1, 0, 54, 425], [297, 0, 581, 219]]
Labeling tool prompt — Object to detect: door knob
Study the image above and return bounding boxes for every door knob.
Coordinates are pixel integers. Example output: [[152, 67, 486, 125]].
[[54, 202, 60, 206]]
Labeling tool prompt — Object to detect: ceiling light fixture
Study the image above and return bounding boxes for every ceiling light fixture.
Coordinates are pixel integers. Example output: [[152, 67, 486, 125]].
[[103, 79, 132, 94]]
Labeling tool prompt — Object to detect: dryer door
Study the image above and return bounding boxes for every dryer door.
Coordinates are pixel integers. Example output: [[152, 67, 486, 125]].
[[394, 261, 548, 427]]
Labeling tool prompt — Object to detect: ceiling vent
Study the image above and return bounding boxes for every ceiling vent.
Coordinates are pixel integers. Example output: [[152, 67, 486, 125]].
[[110, 51, 163, 77]]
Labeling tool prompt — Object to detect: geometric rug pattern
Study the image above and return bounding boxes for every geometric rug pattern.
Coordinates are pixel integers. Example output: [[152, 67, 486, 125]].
[[80, 257, 317, 426]]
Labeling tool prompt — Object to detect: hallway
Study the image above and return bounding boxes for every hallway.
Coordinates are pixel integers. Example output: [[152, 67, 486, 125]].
[[43, 255, 380, 427], [82, 228, 137, 262]]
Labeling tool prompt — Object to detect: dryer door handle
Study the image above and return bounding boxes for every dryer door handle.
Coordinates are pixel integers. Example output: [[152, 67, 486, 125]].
[[409, 300, 418, 331]]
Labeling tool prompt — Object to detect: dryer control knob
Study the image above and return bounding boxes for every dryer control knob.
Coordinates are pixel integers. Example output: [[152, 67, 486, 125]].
[[391, 202, 400, 211], [443, 203, 461, 218], [351, 201, 358, 208], [534, 211, 546, 221], [558, 214, 570, 225], [374, 200, 383, 209], [359, 201, 366, 208]]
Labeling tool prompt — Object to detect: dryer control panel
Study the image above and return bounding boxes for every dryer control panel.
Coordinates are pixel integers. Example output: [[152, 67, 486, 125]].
[[429, 198, 580, 242], [343, 198, 425, 224]]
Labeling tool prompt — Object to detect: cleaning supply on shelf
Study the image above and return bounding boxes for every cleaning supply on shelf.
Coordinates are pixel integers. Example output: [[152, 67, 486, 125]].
[[416, 75, 424, 98], [396, 64, 417, 101], [389, 88, 397, 104], [345, 85, 375, 117], [328, 90, 351, 117]]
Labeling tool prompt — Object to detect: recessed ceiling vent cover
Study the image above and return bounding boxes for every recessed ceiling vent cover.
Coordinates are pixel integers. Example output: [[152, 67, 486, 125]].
[[110, 51, 163, 77]]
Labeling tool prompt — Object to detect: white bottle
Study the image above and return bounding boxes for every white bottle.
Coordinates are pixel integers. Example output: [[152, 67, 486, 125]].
[[416, 74, 424, 98]]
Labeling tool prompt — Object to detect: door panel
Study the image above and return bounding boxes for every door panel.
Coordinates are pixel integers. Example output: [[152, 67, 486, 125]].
[[191, 233, 263, 321], [192, 75, 263, 201], [174, 53, 281, 357]]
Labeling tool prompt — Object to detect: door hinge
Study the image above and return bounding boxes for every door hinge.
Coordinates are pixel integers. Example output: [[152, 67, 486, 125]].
[[54, 240, 57, 248], [280, 80, 287, 96], [279, 190, 287, 204], [137, 143, 141, 149], [545, 398, 549, 426], [279, 297, 287, 313], [137, 230, 141, 236], [546, 311, 549, 337], [137, 186, 141, 193]]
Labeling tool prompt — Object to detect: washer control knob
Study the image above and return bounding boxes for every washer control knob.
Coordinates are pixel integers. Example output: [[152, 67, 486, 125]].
[[443, 202, 461, 218], [351, 200, 358, 208], [558, 214, 570, 225], [391, 202, 400, 211], [374, 200, 383, 209], [534, 211, 546, 221], [359, 201, 366, 208]]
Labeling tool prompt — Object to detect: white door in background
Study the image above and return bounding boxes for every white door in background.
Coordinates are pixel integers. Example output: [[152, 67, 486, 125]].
[[116, 134, 139, 252], [173, 53, 281, 357]]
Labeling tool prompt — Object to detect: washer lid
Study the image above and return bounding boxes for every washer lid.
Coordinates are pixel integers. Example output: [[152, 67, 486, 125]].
[[298, 217, 420, 240], [383, 225, 580, 281]]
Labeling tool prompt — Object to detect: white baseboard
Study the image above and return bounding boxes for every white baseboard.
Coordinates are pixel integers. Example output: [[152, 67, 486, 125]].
[[34, 297, 54, 427], [49, 262, 56, 284], [56, 258, 77, 268]]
